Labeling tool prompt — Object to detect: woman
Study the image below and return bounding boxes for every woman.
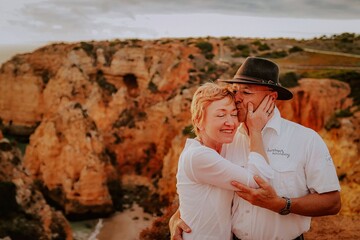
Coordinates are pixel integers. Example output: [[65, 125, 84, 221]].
[[176, 82, 274, 240]]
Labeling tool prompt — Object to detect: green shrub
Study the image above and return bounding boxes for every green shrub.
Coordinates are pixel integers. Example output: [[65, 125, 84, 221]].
[[96, 71, 117, 94], [113, 109, 135, 128], [335, 108, 353, 118], [258, 43, 270, 51], [333, 33, 358, 43], [80, 42, 94, 57], [195, 41, 213, 52], [205, 63, 217, 74], [289, 46, 304, 53], [182, 125, 196, 138], [41, 70, 51, 84], [148, 81, 158, 93], [231, 52, 243, 58], [205, 53, 215, 60], [328, 71, 360, 106], [258, 50, 288, 58], [251, 40, 261, 46], [325, 116, 341, 131], [338, 173, 347, 181], [240, 48, 250, 57], [279, 72, 300, 88], [236, 44, 249, 51], [0, 182, 19, 216]]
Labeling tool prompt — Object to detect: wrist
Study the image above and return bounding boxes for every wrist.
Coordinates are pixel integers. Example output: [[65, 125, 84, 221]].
[[278, 196, 291, 215], [249, 130, 262, 138], [271, 196, 284, 212]]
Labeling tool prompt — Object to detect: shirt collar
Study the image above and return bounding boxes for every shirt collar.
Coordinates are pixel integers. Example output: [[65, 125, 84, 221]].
[[264, 106, 281, 135], [238, 106, 282, 136]]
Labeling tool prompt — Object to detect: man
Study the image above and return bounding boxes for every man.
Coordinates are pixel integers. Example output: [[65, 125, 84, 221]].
[[170, 57, 341, 240]]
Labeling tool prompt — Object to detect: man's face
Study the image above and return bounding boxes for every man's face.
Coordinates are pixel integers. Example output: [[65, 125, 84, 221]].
[[233, 84, 277, 122]]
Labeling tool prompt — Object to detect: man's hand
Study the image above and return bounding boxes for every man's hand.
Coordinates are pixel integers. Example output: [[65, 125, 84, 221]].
[[232, 175, 342, 216], [169, 209, 191, 240], [231, 175, 283, 212]]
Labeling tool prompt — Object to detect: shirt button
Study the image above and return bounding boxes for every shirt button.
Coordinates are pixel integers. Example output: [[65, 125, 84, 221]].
[[246, 210, 250, 213]]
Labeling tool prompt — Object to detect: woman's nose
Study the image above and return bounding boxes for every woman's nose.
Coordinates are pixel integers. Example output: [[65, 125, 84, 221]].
[[225, 116, 235, 125]]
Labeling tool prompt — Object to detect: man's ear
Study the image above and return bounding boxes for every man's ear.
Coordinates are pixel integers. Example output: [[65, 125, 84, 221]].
[[270, 91, 278, 100]]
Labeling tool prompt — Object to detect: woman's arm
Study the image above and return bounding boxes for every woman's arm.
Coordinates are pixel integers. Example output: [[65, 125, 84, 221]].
[[187, 148, 273, 190]]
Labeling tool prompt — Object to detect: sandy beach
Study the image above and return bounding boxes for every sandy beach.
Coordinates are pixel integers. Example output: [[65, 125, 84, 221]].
[[93, 204, 156, 240]]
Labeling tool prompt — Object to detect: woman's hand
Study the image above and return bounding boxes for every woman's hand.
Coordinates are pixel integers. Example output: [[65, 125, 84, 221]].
[[169, 209, 191, 240], [246, 95, 274, 133]]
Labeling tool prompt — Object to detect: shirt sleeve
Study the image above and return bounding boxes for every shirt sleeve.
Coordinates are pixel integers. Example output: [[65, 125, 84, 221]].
[[305, 132, 341, 193], [247, 152, 276, 181], [185, 147, 274, 190]]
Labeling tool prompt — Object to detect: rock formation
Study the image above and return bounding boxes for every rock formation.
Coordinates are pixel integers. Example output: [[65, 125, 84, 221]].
[[1, 39, 199, 214], [24, 101, 119, 215], [0, 135, 73, 240]]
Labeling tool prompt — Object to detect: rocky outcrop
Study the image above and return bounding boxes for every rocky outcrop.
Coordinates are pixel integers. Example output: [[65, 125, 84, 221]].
[[0, 136, 73, 240], [1, 40, 200, 216], [277, 78, 352, 131], [24, 101, 119, 215], [322, 110, 360, 215]]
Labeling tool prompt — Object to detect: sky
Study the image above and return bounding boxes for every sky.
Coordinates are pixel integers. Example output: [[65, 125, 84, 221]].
[[0, 0, 359, 46]]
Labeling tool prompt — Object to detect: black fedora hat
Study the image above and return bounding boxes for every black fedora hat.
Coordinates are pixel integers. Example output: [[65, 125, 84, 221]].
[[219, 57, 293, 100]]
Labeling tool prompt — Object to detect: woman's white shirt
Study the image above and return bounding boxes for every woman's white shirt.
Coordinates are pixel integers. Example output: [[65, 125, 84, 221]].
[[176, 138, 274, 240]]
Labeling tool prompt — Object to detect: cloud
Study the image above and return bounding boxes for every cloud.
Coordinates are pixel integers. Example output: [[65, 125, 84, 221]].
[[97, 0, 360, 19], [1, 0, 359, 44], [12, 0, 360, 25]]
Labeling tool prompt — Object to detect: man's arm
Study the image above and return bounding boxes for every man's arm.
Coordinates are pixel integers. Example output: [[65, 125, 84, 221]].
[[169, 208, 191, 240], [231, 175, 341, 216]]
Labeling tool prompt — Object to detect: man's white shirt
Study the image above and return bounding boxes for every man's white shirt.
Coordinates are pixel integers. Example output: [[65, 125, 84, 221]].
[[222, 107, 341, 240]]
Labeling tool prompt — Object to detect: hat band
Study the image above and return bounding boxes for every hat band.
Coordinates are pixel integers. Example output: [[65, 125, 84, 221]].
[[234, 75, 283, 87]]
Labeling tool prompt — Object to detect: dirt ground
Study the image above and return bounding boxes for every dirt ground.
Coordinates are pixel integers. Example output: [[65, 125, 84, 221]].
[[304, 215, 360, 240]]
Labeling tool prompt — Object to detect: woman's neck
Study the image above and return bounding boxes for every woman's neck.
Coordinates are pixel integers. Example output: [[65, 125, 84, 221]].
[[197, 136, 222, 154]]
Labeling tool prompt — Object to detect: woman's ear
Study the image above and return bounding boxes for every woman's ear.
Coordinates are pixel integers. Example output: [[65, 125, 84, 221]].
[[195, 119, 204, 131]]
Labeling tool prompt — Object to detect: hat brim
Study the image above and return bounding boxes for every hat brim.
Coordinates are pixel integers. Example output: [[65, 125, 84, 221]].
[[219, 78, 293, 100]]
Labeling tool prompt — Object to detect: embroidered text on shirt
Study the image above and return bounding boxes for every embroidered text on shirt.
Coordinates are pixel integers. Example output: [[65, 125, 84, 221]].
[[267, 148, 290, 158]]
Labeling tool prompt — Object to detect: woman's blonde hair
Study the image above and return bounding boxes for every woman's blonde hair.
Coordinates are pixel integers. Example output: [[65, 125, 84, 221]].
[[191, 82, 236, 136]]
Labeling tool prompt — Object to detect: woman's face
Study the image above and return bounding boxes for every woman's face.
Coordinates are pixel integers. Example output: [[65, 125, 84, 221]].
[[199, 97, 239, 147]]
